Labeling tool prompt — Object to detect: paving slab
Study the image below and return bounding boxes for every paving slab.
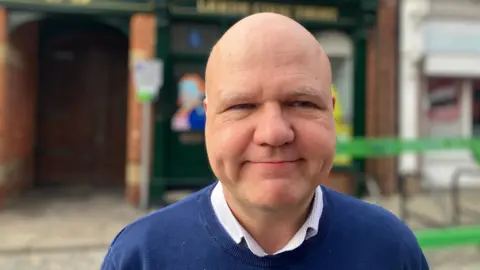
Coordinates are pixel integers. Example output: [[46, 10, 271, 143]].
[[0, 187, 145, 252]]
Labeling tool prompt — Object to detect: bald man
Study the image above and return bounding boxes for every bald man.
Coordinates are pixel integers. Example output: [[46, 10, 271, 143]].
[[101, 13, 429, 270]]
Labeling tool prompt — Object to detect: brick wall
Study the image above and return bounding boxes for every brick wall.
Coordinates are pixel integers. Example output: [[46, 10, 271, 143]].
[[0, 10, 39, 206], [125, 14, 156, 206]]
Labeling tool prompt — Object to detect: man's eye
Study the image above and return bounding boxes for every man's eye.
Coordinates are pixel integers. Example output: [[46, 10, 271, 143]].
[[229, 104, 257, 110], [289, 101, 317, 108]]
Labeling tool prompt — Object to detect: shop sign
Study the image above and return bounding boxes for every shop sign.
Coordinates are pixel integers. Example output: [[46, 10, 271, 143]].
[[424, 20, 480, 54], [134, 59, 164, 103], [169, 0, 338, 22]]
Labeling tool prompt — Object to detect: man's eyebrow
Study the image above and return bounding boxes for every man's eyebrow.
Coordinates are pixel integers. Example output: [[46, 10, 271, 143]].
[[288, 86, 331, 107], [288, 87, 324, 98], [218, 90, 255, 104]]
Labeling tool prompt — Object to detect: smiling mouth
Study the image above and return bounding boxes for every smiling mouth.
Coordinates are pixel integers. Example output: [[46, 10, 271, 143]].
[[248, 159, 302, 164]]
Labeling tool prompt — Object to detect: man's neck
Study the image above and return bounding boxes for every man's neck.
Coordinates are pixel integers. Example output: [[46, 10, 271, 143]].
[[224, 191, 315, 255]]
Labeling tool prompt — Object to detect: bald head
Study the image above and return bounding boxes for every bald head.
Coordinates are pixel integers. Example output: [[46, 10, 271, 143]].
[[205, 12, 331, 101]]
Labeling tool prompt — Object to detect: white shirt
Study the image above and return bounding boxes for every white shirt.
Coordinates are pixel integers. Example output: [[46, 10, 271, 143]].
[[211, 182, 324, 257]]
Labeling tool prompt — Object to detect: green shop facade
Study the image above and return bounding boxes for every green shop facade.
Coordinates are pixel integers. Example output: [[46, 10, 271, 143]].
[[151, 0, 377, 205]]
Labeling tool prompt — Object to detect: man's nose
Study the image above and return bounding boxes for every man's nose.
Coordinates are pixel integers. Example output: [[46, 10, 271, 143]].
[[253, 105, 294, 147]]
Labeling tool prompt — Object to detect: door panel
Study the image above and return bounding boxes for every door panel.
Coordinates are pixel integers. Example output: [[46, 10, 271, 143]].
[[168, 62, 213, 185], [153, 21, 222, 192], [36, 29, 128, 186]]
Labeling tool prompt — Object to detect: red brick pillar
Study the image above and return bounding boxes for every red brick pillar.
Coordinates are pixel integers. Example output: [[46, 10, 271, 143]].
[[365, 0, 399, 195], [0, 8, 8, 206], [0, 12, 39, 208], [125, 14, 156, 206]]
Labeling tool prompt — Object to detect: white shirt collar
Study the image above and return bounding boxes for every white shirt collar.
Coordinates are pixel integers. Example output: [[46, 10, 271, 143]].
[[211, 182, 323, 257]]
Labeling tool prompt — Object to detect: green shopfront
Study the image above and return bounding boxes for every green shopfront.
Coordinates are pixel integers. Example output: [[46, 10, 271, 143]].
[[150, 0, 378, 204]]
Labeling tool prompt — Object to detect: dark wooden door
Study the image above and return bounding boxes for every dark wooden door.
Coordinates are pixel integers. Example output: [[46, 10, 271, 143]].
[[36, 30, 128, 186]]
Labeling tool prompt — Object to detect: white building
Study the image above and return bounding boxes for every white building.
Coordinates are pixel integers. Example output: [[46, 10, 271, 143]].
[[399, 0, 480, 188]]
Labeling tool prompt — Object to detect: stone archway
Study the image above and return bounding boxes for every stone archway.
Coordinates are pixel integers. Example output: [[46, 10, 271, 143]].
[[0, 10, 156, 208]]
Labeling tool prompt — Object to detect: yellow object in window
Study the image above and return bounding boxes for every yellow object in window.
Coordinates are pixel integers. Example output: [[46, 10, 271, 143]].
[[331, 84, 352, 166]]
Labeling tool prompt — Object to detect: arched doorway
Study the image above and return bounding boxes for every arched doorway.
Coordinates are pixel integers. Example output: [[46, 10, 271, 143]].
[[35, 20, 129, 187]]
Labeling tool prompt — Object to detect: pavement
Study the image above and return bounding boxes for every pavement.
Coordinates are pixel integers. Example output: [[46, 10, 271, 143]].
[[0, 186, 479, 270], [0, 186, 145, 270]]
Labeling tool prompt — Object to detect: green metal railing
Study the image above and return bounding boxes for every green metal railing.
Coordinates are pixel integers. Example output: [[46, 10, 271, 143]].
[[335, 137, 480, 251], [336, 137, 480, 161], [416, 225, 480, 250]]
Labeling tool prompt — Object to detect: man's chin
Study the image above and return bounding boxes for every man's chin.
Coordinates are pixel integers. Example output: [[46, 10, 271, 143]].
[[256, 177, 302, 192], [247, 198, 303, 212], [245, 186, 305, 209]]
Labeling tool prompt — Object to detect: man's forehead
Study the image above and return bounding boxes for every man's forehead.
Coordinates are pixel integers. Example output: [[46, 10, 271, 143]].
[[212, 35, 319, 69], [206, 14, 325, 70]]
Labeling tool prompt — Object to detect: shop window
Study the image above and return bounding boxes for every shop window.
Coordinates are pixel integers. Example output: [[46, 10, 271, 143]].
[[472, 88, 480, 136], [316, 31, 353, 125], [426, 78, 461, 138], [170, 23, 221, 55], [316, 30, 353, 166], [171, 63, 206, 135]]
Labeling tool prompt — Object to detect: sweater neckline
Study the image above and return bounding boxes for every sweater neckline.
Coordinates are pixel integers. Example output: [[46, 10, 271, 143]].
[[198, 183, 335, 268]]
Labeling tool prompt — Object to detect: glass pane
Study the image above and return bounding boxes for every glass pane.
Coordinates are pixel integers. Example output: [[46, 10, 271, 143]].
[[171, 63, 206, 133], [426, 78, 461, 139], [170, 23, 221, 54], [330, 56, 354, 166], [472, 84, 480, 136], [330, 56, 353, 124]]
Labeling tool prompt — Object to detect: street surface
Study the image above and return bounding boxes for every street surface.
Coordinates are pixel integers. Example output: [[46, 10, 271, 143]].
[[0, 249, 106, 270], [0, 186, 144, 270], [0, 187, 479, 269]]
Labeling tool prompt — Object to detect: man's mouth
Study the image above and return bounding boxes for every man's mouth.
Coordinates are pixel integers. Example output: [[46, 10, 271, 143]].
[[247, 159, 302, 164]]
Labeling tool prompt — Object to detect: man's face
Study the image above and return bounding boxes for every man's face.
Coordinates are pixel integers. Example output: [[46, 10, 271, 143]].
[[205, 41, 335, 210]]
